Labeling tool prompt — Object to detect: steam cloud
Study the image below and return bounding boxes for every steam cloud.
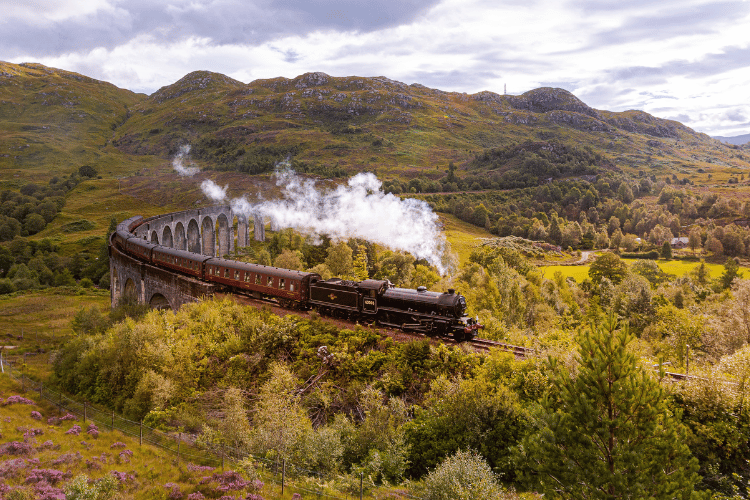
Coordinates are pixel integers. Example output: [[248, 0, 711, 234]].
[[230, 167, 452, 274], [190, 149, 452, 273], [201, 179, 228, 201], [172, 145, 200, 176]]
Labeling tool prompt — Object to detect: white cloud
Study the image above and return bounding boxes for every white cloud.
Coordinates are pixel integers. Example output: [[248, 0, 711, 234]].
[[4, 0, 750, 135], [4, 0, 115, 23]]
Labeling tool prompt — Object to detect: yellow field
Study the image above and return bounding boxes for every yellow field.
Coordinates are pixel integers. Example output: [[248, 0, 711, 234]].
[[540, 259, 729, 283]]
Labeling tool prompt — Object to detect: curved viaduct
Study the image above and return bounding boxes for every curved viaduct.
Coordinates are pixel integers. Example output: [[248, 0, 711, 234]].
[[109, 206, 267, 310]]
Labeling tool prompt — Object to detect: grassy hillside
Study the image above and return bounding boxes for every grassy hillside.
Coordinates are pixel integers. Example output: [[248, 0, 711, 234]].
[[0, 62, 148, 187], [4, 60, 748, 190]]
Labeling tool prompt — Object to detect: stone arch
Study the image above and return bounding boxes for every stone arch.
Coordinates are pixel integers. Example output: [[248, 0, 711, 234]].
[[162, 226, 174, 248], [149, 293, 171, 310], [150, 231, 159, 244], [202, 216, 215, 257], [236, 215, 248, 248], [217, 213, 230, 257], [124, 278, 137, 303], [111, 267, 120, 304], [187, 219, 201, 254], [175, 222, 186, 251]]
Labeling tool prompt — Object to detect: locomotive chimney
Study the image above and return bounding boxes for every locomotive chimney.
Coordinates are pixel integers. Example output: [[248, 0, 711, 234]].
[[448, 288, 455, 294]]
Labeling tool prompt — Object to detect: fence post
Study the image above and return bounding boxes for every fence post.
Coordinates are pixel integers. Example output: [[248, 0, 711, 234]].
[[59, 390, 62, 416], [21, 373, 25, 392], [686, 344, 690, 376], [282, 459, 286, 494], [221, 445, 225, 472], [139, 420, 143, 446], [360, 472, 363, 500], [177, 433, 181, 463], [39, 381, 43, 398], [83, 402, 87, 423]]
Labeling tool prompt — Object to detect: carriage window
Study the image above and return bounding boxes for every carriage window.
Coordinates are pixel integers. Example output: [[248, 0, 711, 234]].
[[244, 273, 250, 282], [290, 281, 296, 292], [224, 268, 230, 278], [267, 276, 273, 286], [255, 275, 261, 285], [234, 270, 240, 280], [279, 279, 285, 290]]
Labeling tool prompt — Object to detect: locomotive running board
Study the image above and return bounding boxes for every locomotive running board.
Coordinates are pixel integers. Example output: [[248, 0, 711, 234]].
[[378, 321, 428, 333]]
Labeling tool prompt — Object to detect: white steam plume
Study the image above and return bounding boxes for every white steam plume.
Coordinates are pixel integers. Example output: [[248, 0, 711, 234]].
[[231, 167, 452, 274], [172, 145, 200, 176], [201, 179, 228, 201]]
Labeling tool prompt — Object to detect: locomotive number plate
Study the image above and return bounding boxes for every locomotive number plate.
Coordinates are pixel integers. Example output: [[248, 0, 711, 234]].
[[363, 298, 377, 312]]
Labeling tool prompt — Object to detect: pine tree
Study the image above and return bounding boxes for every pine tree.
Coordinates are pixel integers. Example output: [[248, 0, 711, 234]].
[[520, 314, 700, 499], [353, 245, 369, 281]]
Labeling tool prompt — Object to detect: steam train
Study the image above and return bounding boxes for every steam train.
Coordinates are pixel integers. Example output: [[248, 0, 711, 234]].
[[112, 216, 482, 341]]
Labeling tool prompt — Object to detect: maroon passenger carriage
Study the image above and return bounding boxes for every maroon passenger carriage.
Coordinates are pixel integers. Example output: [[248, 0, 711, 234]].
[[202, 260, 321, 308]]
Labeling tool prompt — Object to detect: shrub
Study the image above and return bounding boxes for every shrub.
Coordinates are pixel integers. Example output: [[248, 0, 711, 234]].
[[4, 395, 35, 406], [422, 450, 508, 500], [86, 423, 99, 438], [0, 441, 35, 456], [65, 425, 82, 436]]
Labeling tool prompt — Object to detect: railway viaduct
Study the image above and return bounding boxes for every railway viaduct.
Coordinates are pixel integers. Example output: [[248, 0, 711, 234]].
[[109, 205, 267, 310]]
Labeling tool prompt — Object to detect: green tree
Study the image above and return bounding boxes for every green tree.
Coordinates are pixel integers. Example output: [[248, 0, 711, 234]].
[[273, 248, 304, 270], [688, 227, 702, 255], [248, 362, 311, 461], [78, 165, 98, 178], [692, 261, 709, 286], [520, 315, 700, 499], [405, 376, 527, 479], [661, 241, 673, 260], [588, 252, 628, 285], [353, 245, 369, 281], [24, 212, 46, 235], [719, 257, 742, 290], [325, 240, 354, 278]]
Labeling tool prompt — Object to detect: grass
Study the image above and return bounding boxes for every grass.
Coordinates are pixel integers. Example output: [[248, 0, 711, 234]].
[[0, 289, 110, 382], [0, 374, 273, 500], [540, 258, 730, 283], [440, 213, 493, 266]]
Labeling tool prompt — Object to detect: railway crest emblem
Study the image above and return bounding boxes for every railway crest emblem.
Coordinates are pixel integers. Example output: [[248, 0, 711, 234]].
[[328, 293, 337, 301]]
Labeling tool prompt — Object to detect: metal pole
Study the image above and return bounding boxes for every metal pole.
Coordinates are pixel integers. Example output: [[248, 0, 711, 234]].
[[140, 420, 143, 446], [21, 373, 25, 392], [83, 402, 86, 423], [360, 472, 363, 500], [111, 411, 114, 431], [221, 445, 225, 472], [39, 382, 43, 397], [282, 459, 286, 494], [177, 433, 181, 463]]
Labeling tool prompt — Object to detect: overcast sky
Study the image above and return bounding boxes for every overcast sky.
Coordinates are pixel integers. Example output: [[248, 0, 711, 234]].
[[2, 0, 749, 137]]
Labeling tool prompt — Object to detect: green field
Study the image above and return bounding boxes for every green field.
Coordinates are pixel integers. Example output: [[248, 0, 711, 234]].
[[540, 259, 729, 283]]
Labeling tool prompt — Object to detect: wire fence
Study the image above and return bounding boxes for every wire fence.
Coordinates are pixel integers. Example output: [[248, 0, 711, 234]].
[[0, 352, 423, 500]]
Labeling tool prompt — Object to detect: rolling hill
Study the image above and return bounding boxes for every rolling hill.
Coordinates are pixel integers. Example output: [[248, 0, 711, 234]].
[[2, 60, 749, 193]]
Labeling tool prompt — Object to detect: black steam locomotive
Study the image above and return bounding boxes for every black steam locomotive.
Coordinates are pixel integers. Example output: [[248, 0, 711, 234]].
[[112, 216, 482, 341]]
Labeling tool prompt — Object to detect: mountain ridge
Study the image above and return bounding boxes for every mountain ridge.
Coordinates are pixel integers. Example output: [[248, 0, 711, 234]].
[[1, 61, 746, 190]]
